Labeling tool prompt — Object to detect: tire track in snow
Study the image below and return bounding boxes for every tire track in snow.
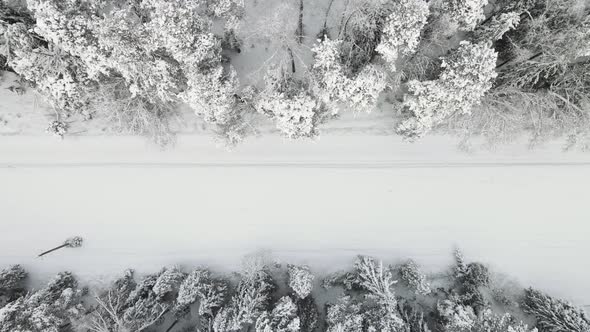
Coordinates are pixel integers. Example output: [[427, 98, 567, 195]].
[[2, 161, 590, 169]]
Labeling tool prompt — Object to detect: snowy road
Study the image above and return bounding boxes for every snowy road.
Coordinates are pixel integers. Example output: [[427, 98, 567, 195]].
[[1, 135, 589, 305]]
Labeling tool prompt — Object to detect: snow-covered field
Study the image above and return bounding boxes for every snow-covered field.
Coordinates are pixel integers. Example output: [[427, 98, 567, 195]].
[[1, 134, 589, 307]]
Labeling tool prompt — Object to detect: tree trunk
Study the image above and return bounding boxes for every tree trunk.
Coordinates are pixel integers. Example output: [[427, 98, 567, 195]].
[[165, 319, 179, 332], [296, 0, 304, 44], [322, 0, 336, 33], [496, 52, 543, 69], [288, 47, 296, 73], [38, 243, 68, 257], [338, 0, 351, 38]]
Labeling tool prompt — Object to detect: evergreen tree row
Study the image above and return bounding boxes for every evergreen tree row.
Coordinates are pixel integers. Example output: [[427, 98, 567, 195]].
[[1, 251, 588, 332]]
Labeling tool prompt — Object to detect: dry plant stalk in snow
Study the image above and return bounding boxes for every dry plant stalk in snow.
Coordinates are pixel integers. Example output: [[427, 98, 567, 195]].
[[38, 236, 84, 258]]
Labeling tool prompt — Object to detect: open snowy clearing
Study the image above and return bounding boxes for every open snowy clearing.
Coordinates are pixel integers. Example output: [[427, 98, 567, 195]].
[[1, 135, 589, 308]]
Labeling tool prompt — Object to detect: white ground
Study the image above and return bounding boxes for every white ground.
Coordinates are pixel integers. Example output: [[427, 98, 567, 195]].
[[1, 134, 589, 308]]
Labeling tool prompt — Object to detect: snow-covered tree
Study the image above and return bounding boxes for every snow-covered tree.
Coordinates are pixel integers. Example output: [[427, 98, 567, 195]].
[[152, 266, 185, 302], [174, 268, 226, 317], [353, 256, 405, 330], [168, 268, 228, 331], [255, 296, 300, 332], [183, 66, 240, 126], [397, 260, 431, 295], [398, 41, 498, 139], [312, 37, 386, 114], [522, 288, 590, 332], [495, 0, 590, 91], [212, 261, 275, 331], [209, 0, 244, 42], [469, 0, 590, 149], [471, 309, 538, 332], [257, 89, 321, 139], [437, 298, 477, 332], [376, 0, 430, 71], [325, 296, 364, 332], [472, 12, 521, 42], [443, 0, 489, 31], [295, 296, 319, 332], [461, 263, 490, 289], [0, 265, 27, 308], [85, 269, 176, 332], [0, 272, 83, 332], [0, 5, 94, 117], [449, 249, 490, 313], [337, 0, 395, 72], [46, 120, 68, 138], [453, 249, 490, 289], [453, 248, 469, 278], [354, 256, 399, 310], [287, 265, 314, 299], [398, 301, 431, 332], [256, 67, 327, 139], [326, 293, 404, 332]]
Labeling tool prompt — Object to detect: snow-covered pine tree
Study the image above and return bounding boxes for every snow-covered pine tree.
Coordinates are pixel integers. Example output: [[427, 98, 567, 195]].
[[472, 12, 521, 42], [287, 264, 314, 300], [285, 263, 319, 331], [376, 0, 429, 72], [449, 249, 490, 313], [169, 268, 228, 332], [0, 265, 27, 307], [398, 40, 498, 139], [397, 260, 431, 296], [152, 266, 185, 303], [461, 263, 490, 289], [295, 295, 319, 332], [0, 272, 83, 332], [437, 297, 477, 332], [255, 296, 300, 332], [212, 260, 276, 332], [522, 288, 590, 332], [353, 255, 405, 331]]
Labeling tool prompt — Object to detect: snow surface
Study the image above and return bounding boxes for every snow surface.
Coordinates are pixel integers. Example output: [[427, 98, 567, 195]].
[[1, 134, 589, 308]]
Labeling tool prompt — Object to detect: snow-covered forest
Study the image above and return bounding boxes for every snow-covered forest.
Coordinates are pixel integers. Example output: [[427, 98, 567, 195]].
[[2, 0, 590, 330], [1, 251, 589, 332], [1, 0, 589, 148]]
